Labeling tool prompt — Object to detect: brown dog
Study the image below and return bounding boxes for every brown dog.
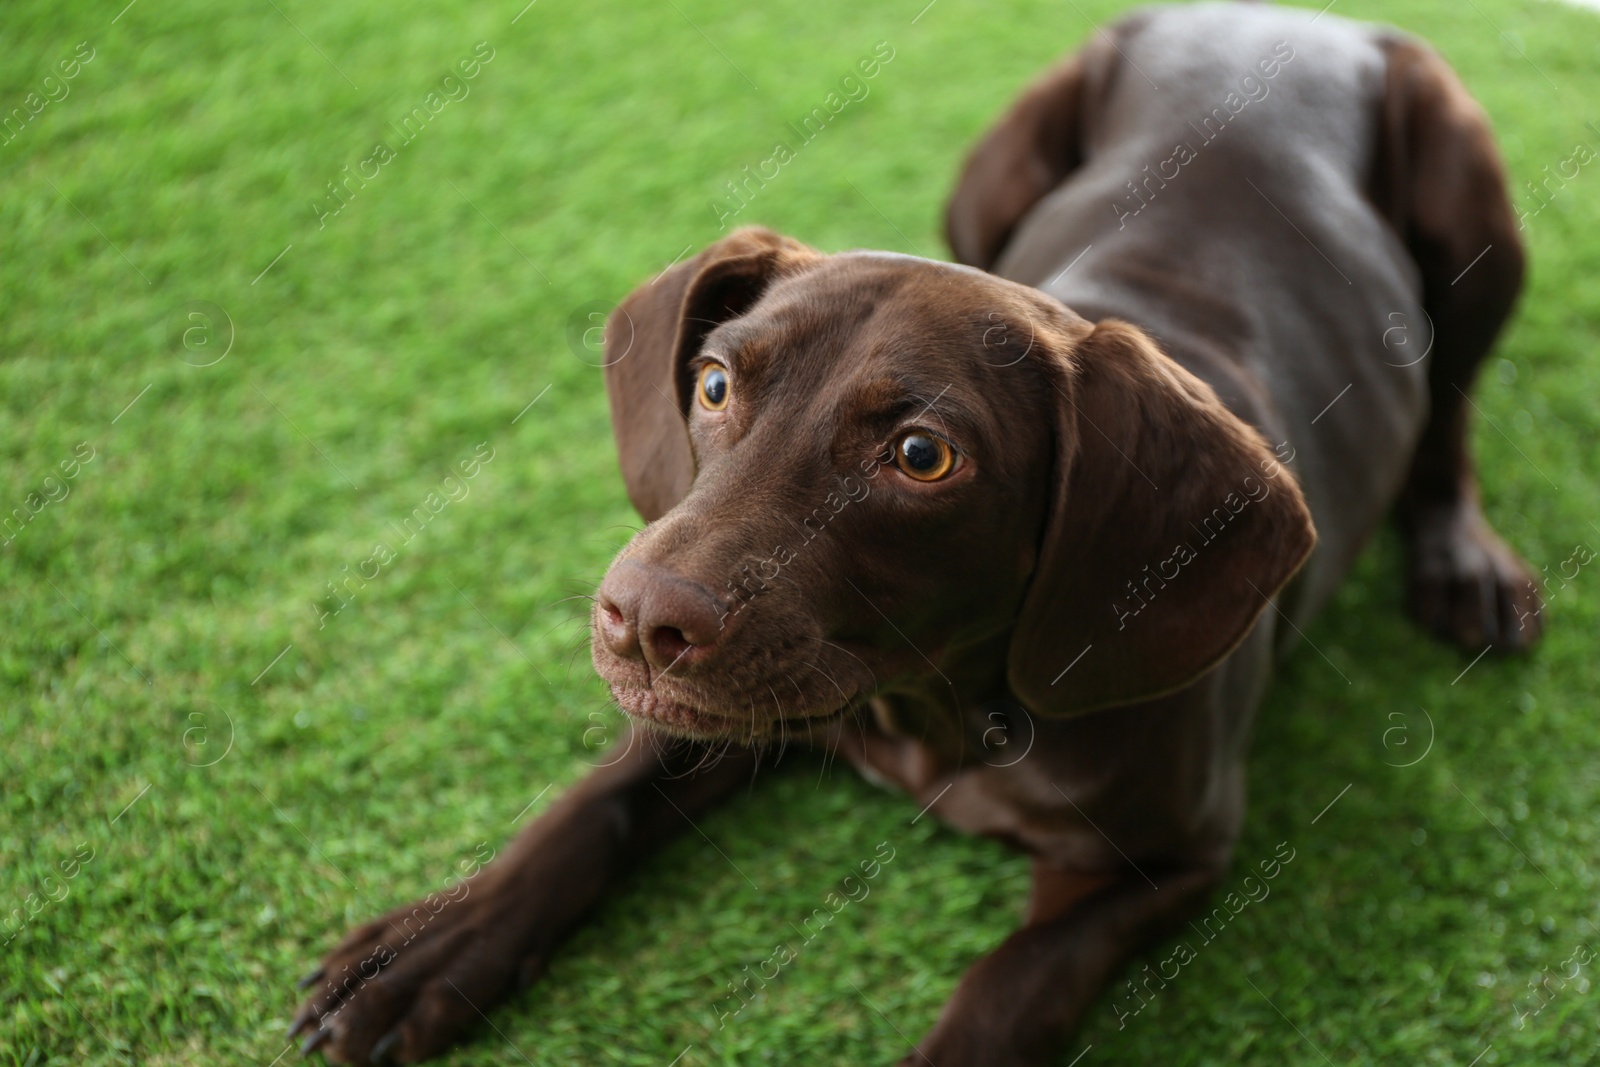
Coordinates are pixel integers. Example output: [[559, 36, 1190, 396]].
[[290, 4, 1541, 1063]]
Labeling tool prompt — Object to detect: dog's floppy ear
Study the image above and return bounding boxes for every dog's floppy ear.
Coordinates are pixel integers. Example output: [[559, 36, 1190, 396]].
[[1008, 317, 1317, 716], [602, 227, 817, 521]]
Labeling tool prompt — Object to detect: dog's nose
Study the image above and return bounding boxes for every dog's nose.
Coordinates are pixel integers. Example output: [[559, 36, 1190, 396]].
[[596, 558, 725, 670]]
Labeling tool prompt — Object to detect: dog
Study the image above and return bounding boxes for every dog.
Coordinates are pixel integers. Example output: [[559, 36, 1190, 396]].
[[289, 3, 1541, 1062]]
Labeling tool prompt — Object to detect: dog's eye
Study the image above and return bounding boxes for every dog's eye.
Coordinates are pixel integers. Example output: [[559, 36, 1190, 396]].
[[893, 430, 956, 482], [698, 363, 730, 411]]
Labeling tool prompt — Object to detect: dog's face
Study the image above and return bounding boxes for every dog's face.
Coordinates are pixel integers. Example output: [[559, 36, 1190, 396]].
[[592, 250, 1059, 740], [592, 228, 1315, 741]]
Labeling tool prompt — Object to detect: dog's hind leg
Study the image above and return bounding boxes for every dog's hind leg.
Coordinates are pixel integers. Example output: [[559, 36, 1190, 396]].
[[1374, 35, 1543, 652], [943, 13, 1148, 272]]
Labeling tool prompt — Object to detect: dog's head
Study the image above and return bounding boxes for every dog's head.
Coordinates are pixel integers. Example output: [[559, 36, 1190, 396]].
[[590, 227, 1314, 740]]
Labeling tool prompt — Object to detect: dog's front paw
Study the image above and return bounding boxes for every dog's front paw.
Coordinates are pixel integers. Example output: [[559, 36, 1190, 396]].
[[287, 872, 540, 1064], [1404, 502, 1543, 653]]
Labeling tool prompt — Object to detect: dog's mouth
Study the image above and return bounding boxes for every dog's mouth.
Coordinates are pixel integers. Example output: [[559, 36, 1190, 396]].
[[608, 682, 853, 740], [608, 684, 732, 735]]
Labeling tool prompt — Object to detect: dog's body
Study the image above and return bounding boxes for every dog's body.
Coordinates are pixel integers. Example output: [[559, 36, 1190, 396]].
[[292, 5, 1540, 1064]]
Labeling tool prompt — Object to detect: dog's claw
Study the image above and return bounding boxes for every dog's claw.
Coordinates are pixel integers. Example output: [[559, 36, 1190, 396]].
[[370, 1029, 402, 1064], [287, 1008, 317, 1041], [296, 967, 325, 990], [300, 1027, 332, 1057]]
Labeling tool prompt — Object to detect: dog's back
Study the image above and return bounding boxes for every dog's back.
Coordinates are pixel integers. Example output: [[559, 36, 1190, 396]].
[[1001, 3, 1409, 306], [976, 2, 1437, 624]]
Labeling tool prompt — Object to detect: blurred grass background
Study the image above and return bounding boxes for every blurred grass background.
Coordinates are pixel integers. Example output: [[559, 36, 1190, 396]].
[[2, 0, 1598, 1063]]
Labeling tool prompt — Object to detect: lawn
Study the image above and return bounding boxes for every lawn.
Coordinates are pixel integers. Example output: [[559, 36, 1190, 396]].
[[3, 0, 1598, 1063]]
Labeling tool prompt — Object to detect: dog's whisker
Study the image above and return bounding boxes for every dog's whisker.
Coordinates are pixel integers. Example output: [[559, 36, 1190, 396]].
[[699, 742, 720, 777], [816, 637, 880, 695], [561, 636, 594, 676], [542, 617, 590, 648], [793, 658, 853, 776]]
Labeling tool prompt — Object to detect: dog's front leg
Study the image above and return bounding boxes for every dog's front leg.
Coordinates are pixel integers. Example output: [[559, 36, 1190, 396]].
[[289, 722, 756, 1065], [902, 866, 1219, 1067]]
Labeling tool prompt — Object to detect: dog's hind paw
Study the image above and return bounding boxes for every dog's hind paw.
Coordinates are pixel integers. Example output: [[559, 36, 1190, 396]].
[[1403, 502, 1544, 653]]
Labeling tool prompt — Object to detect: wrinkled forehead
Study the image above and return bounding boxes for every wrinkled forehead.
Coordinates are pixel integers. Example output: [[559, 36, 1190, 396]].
[[703, 253, 1023, 382], [699, 252, 1046, 450], [757, 251, 1002, 330]]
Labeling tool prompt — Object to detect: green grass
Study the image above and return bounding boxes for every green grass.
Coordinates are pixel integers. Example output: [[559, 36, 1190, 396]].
[[3, 0, 1598, 1063]]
